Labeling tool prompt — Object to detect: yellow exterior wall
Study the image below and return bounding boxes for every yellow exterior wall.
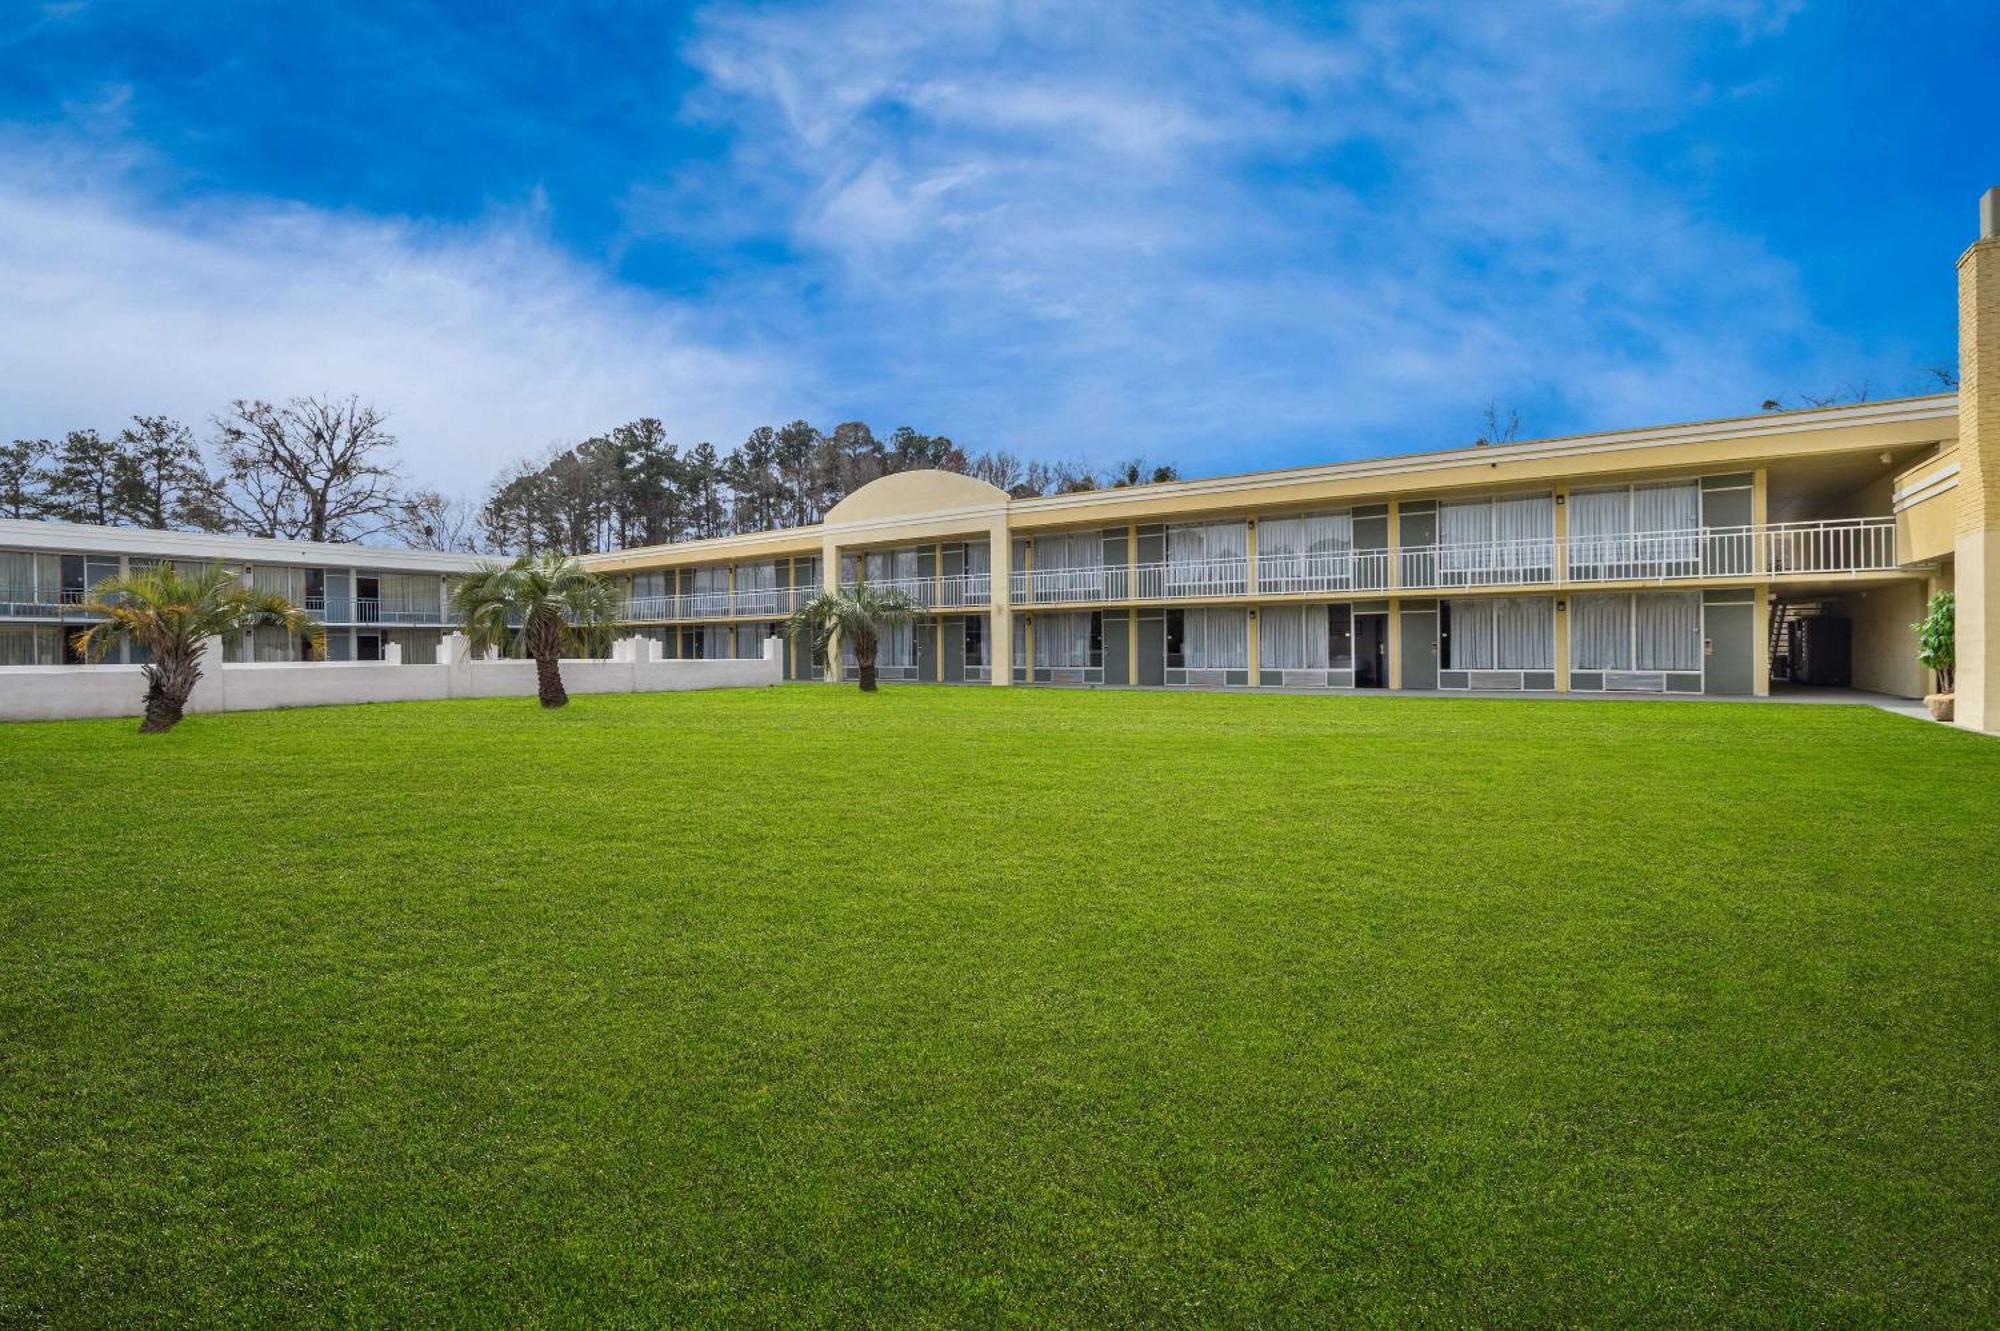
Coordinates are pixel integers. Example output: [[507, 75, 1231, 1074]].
[[1842, 582, 1928, 699], [1955, 227, 2000, 730]]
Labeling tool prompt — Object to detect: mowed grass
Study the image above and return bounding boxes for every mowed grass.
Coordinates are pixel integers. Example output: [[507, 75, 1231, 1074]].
[[1, 686, 1996, 1328]]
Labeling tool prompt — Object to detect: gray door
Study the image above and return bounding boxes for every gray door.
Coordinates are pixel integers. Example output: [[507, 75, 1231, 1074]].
[[1102, 610, 1129, 685], [1703, 601, 1755, 695], [916, 620, 938, 682], [1136, 615, 1166, 686], [942, 616, 966, 683], [1399, 609, 1437, 690]]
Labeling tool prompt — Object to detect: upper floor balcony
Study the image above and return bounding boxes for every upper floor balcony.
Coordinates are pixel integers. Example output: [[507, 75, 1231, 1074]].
[[1005, 517, 1901, 607]]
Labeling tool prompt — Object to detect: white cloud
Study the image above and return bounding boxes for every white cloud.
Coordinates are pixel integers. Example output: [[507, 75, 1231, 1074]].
[[667, 0, 1880, 472], [0, 151, 799, 493]]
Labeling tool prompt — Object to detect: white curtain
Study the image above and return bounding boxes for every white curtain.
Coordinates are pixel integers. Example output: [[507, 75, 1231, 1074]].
[[632, 571, 667, 599], [1183, 608, 1248, 668], [964, 541, 991, 574], [1261, 604, 1330, 669], [1635, 591, 1702, 671], [1447, 598, 1498, 668], [1033, 532, 1101, 570], [252, 624, 295, 662], [1635, 482, 1700, 566], [0, 551, 32, 597], [1034, 612, 1093, 667], [691, 566, 728, 596], [891, 548, 919, 582], [1440, 493, 1552, 575], [738, 561, 777, 591], [251, 565, 305, 602], [0, 625, 56, 664], [1570, 593, 1633, 670], [1167, 521, 1248, 566], [1495, 596, 1554, 669], [1259, 512, 1352, 557]]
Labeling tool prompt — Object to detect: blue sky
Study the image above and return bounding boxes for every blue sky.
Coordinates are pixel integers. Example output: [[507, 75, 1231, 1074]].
[[0, 1, 1992, 491]]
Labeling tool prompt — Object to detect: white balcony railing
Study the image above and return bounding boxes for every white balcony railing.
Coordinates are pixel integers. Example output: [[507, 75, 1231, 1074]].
[[1254, 551, 1392, 595], [354, 597, 448, 624], [607, 518, 1901, 620]]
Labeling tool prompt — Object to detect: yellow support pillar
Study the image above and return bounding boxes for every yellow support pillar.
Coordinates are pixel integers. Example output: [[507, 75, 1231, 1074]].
[[1387, 597, 1403, 690], [989, 522, 1012, 687], [1127, 523, 1139, 675], [1244, 520, 1259, 685]]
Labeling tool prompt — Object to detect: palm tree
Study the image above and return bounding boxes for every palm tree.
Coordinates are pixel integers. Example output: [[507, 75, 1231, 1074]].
[[451, 552, 619, 708], [785, 582, 917, 691], [73, 563, 324, 734]]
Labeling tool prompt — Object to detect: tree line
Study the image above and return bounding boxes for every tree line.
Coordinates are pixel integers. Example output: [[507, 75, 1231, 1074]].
[[4, 395, 1180, 556], [482, 420, 1181, 555]]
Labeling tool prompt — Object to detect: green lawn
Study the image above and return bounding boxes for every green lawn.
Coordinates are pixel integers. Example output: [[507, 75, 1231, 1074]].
[[2, 687, 1995, 1327]]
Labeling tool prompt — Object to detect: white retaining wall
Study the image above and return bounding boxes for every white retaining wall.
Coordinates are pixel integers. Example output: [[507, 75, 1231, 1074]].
[[0, 633, 782, 723]]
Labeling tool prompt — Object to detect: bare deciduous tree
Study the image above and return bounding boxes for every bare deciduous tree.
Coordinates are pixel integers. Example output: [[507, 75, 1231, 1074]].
[[212, 395, 403, 542], [391, 489, 482, 552]]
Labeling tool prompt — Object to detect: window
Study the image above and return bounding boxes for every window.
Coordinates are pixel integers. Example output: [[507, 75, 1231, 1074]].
[[1570, 591, 1701, 672], [1329, 604, 1353, 670], [1570, 481, 1701, 574], [1437, 492, 1554, 581], [1443, 597, 1554, 670], [1031, 612, 1102, 668], [1168, 607, 1248, 669], [964, 616, 985, 667], [1259, 605, 1328, 670]]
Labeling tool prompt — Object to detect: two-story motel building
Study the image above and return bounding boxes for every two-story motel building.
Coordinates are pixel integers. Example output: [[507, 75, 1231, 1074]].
[[583, 189, 2000, 732], [0, 522, 484, 666], [5, 189, 1999, 730]]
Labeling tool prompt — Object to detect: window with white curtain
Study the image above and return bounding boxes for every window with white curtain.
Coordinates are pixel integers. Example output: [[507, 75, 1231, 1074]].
[[1448, 597, 1554, 669], [1445, 598, 1498, 668], [1259, 605, 1331, 669], [0, 625, 58, 664], [737, 561, 777, 591], [1178, 607, 1248, 668], [964, 541, 991, 574], [251, 565, 305, 602], [632, 571, 667, 599], [1033, 611, 1098, 667], [1569, 480, 1700, 572], [1167, 521, 1248, 567], [1569, 591, 1701, 672], [1438, 492, 1554, 577], [1570, 593, 1633, 669], [1032, 532, 1102, 570], [1635, 591, 1702, 670], [1258, 512, 1353, 558]]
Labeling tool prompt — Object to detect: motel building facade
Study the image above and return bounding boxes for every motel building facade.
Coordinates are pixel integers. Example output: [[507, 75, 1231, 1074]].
[[4, 189, 2000, 732]]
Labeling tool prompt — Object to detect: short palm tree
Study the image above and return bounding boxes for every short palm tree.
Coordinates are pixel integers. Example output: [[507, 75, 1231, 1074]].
[[451, 552, 620, 708], [785, 582, 917, 691], [73, 563, 324, 734]]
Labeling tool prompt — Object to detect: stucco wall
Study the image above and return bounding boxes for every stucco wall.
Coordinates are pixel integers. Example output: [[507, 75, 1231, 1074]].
[[0, 634, 781, 723], [1838, 582, 1927, 698]]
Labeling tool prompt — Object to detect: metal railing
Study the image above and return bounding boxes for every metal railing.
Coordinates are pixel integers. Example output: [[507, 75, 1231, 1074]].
[[354, 597, 450, 624], [1254, 551, 1392, 595], [605, 518, 1902, 620]]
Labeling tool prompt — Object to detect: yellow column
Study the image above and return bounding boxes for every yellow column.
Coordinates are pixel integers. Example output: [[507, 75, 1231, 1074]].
[[1387, 597, 1403, 690], [1244, 519, 1259, 685], [1554, 598, 1570, 687], [1387, 501, 1402, 590], [821, 538, 840, 682], [989, 522, 1012, 686], [1752, 466, 1770, 574], [1126, 523, 1139, 671], [1553, 482, 1569, 586], [1954, 193, 2000, 731], [1753, 585, 1772, 696]]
